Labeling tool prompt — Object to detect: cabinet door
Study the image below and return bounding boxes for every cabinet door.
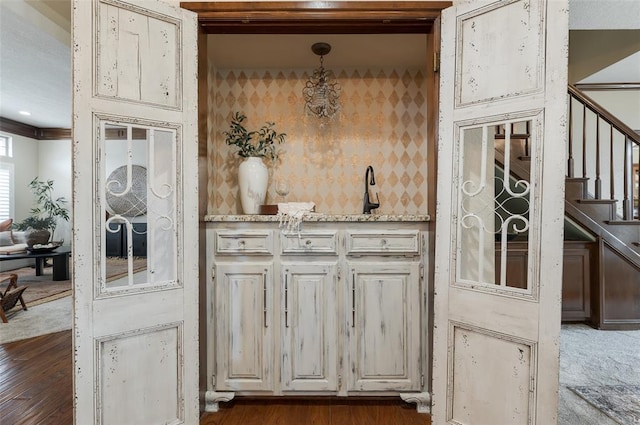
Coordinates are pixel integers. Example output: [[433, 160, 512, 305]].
[[215, 263, 273, 391], [281, 263, 338, 392], [348, 262, 421, 392]]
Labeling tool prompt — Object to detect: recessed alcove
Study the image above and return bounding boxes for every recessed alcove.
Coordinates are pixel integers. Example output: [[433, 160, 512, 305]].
[[182, 1, 448, 216]]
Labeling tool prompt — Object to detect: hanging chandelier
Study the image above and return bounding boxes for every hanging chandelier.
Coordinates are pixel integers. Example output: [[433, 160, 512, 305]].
[[303, 42, 341, 119]]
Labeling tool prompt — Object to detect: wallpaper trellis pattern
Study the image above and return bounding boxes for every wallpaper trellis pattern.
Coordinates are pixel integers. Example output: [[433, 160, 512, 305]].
[[207, 67, 429, 215]]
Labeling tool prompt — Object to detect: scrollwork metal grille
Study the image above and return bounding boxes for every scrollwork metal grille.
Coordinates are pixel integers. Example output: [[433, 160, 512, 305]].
[[456, 121, 533, 291], [100, 121, 178, 293]]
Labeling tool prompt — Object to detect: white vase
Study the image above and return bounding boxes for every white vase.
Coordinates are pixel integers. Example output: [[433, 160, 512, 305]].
[[238, 156, 268, 214]]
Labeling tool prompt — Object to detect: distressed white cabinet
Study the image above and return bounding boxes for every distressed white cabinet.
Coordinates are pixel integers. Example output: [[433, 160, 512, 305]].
[[214, 263, 273, 391], [281, 262, 339, 392], [205, 220, 429, 412], [347, 262, 421, 392]]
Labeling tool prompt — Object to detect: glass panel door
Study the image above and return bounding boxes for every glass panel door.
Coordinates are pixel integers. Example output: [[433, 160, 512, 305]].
[[101, 121, 178, 293]]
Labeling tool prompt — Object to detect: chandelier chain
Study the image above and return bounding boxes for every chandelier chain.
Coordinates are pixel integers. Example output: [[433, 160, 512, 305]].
[[303, 43, 340, 120]]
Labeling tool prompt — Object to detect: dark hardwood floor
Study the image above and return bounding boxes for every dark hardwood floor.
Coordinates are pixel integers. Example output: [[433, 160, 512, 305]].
[[0, 330, 430, 425], [0, 331, 73, 424], [201, 398, 431, 425]]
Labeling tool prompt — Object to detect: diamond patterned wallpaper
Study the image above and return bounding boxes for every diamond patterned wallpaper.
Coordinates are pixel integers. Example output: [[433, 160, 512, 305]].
[[207, 67, 429, 215]]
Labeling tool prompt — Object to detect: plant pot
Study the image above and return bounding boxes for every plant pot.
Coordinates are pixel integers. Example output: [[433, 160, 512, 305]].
[[238, 157, 268, 214], [24, 228, 51, 247]]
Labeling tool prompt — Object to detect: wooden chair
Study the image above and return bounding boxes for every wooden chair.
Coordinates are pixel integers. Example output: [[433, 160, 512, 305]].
[[1, 273, 28, 323]]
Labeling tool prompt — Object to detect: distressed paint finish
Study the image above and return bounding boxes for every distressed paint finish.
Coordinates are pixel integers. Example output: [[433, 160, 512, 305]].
[[206, 221, 428, 410], [450, 324, 533, 425], [348, 262, 421, 392], [280, 231, 339, 255], [73, 0, 198, 423], [456, 0, 544, 106], [281, 263, 338, 392], [214, 230, 274, 255], [98, 325, 182, 424], [432, 1, 569, 424], [215, 263, 273, 391], [346, 230, 421, 255], [96, 0, 180, 107]]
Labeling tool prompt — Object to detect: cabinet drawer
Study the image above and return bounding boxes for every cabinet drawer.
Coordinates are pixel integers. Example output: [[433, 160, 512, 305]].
[[346, 230, 420, 255], [281, 231, 338, 255], [215, 230, 274, 255]]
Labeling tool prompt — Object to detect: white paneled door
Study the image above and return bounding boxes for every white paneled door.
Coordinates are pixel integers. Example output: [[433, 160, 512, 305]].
[[433, 1, 569, 424], [72, 0, 198, 423]]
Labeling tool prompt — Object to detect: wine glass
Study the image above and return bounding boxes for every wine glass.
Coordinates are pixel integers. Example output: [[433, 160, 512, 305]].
[[275, 180, 290, 203]]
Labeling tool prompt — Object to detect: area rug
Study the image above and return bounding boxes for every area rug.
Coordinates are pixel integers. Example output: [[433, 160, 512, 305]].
[[1, 258, 147, 344], [0, 296, 72, 344], [105, 257, 147, 282], [3, 265, 71, 306], [2, 257, 146, 307], [569, 385, 640, 425]]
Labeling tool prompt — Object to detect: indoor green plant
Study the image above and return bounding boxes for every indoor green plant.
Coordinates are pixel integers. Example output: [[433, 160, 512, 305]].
[[223, 111, 287, 160], [223, 112, 287, 214], [14, 177, 70, 245]]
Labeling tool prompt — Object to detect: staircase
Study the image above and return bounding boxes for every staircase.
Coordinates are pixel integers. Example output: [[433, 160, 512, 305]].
[[565, 85, 640, 329], [496, 85, 640, 330]]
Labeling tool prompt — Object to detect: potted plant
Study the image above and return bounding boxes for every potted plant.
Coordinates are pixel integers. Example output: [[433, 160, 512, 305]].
[[223, 112, 287, 214], [14, 177, 70, 246]]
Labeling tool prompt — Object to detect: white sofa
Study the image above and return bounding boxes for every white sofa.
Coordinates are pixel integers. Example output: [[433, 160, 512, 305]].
[[0, 230, 28, 254], [0, 227, 30, 271]]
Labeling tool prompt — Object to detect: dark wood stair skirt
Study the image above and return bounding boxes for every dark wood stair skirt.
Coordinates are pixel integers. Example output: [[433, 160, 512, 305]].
[[501, 239, 640, 329], [590, 239, 640, 330]]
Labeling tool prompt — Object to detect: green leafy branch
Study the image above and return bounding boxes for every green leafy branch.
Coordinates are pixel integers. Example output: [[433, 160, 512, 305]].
[[223, 112, 287, 161], [15, 177, 70, 238]]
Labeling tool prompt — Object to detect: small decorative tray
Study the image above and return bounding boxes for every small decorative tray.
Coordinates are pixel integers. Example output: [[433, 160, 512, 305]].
[[26, 242, 63, 253]]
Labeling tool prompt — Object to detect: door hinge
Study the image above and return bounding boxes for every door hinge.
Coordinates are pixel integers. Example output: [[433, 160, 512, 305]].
[[212, 374, 216, 387], [419, 263, 424, 279], [421, 374, 425, 387], [338, 374, 342, 388], [211, 266, 216, 280], [337, 265, 341, 280], [434, 51, 440, 73]]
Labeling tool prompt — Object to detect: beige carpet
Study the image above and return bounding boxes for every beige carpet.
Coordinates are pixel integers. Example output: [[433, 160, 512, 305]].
[[0, 296, 72, 344], [559, 324, 640, 425]]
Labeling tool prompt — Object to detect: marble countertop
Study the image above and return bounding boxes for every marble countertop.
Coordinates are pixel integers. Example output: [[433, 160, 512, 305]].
[[204, 213, 431, 222]]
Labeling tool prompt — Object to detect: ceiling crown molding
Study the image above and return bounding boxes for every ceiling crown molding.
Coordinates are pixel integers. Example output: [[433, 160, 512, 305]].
[[0, 117, 71, 140]]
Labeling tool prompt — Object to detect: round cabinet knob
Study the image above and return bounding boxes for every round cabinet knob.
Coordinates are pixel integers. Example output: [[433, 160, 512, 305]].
[[305, 239, 312, 246], [381, 239, 388, 247], [238, 240, 246, 248]]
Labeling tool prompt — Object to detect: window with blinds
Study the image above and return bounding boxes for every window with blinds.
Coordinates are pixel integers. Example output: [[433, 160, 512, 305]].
[[0, 163, 13, 220], [0, 134, 14, 220], [0, 134, 12, 158]]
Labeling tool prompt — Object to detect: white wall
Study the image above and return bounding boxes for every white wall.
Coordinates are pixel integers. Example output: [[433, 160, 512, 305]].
[[583, 90, 640, 164], [2, 131, 72, 244], [582, 89, 640, 131], [38, 138, 72, 242]]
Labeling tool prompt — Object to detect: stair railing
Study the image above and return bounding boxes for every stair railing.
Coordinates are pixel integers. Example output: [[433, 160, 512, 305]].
[[567, 84, 640, 221]]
